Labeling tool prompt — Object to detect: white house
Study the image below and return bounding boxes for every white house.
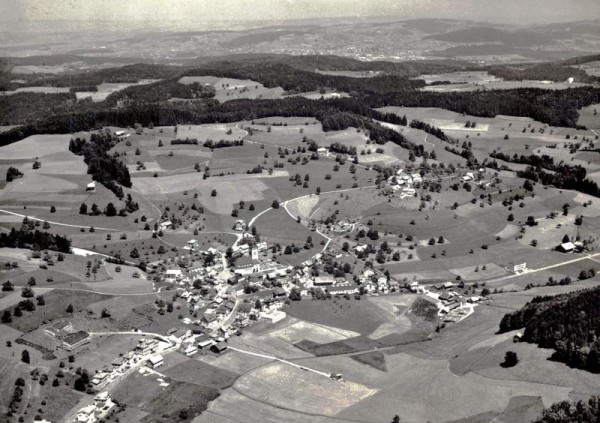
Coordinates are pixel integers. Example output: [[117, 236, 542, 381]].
[[261, 310, 286, 323], [165, 269, 183, 282], [86, 181, 96, 192]]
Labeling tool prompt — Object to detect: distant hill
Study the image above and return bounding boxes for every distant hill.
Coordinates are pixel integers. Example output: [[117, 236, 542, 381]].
[[424, 27, 555, 47], [498, 286, 600, 373]]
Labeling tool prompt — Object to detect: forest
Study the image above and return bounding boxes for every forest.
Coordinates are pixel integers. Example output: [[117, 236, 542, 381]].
[[498, 287, 600, 373], [1, 57, 600, 148], [533, 395, 600, 423], [69, 131, 132, 199], [0, 228, 71, 253]]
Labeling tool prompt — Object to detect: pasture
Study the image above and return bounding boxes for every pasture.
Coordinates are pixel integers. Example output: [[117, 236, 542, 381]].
[[178, 76, 285, 102]]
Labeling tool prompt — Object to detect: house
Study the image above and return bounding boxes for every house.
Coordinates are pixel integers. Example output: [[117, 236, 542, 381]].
[[443, 281, 454, 289], [409, 281, 419, 292], [558, 242, 576, 253], [147, 355, 163, 369], [86, 181, 96, 192], [62, 331, 90, 351], [314, 276, 335, 286]]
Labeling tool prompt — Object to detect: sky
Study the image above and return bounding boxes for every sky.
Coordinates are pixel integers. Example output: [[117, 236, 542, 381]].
[[0, 0, 599, 27]]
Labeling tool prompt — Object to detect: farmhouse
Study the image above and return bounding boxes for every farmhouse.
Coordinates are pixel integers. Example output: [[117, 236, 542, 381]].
[[147, 355, 163, 369], [86, 181, 96, 192], [62, 331, 90, 351], [75, 404, 98, 423], [180, 341, 198, 356], [45, 320, 73, 337]]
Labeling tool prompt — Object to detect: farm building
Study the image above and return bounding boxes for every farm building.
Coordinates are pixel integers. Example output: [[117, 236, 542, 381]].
[[86, 181, 96, 192], [62, 331, 90, 351], [210, 343, 228, 354], [180, 341, 198, 356], [147, 355, 163, 369]]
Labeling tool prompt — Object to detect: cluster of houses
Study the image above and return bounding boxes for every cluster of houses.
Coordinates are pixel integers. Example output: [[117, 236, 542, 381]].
[[387, 169, 422, 199], [415, 280, 484, 323]]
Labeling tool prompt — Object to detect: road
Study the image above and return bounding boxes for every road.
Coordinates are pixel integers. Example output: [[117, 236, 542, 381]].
[[486, 252, 600, 285], [227, 346, 333, 379]]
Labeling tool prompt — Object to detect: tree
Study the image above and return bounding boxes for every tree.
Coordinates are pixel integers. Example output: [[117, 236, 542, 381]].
[[13, 306, 22, 317], [27, 276, 36, 286], [249, 204, 255, 211], [501, 351, 518, 368], [101, 308, 111, 318], [211, 189, 217, 197], [21, 350, 30, 364], [73, 377, 87, 392], [271, 200, 280, 209], [526, 216, 538, 226], [50, 205, 56, 213], [21, 286, 34, 298], [66, 304, 74, 313], [104, 202, 117, 217], [1, 310, 11, 323], [2, 280, 14, 291], [523, 179, 534, 191]]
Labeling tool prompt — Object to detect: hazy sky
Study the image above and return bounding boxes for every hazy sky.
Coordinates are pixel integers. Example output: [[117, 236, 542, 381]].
[[1, 0, 599, 26]]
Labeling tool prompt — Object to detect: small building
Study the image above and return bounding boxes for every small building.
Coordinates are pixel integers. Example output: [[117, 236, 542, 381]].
[[443, 281, 454, 289], [86, 181, 96, 192], [61, 331, 90, 351], [198, 338, 215, 350], [146, 355, 163, 369], [75, 404, 97, 423], [136, 338, 159, 355]]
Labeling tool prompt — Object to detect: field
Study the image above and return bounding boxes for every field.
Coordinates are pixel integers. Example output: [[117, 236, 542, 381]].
[[178, 76, 285, 102]]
